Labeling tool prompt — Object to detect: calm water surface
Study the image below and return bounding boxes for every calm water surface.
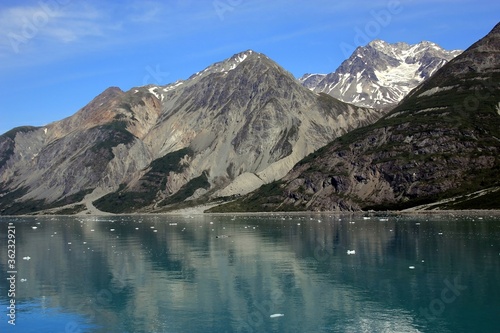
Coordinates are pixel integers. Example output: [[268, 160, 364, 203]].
[[0, 213, 499, 333]]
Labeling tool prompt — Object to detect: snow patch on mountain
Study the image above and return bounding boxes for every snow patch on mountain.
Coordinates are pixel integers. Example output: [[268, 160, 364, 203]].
[[191, 50, 255, 79]]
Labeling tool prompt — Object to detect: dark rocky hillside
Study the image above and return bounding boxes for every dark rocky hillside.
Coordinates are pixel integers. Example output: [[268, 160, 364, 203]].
[[211, 22, 500, 212]]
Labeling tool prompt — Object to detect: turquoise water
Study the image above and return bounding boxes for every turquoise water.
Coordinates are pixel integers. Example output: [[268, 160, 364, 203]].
[[0, 213, 499, 333]]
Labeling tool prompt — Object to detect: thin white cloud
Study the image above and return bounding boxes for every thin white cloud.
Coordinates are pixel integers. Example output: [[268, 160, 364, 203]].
[[0, 2, 112, 55]]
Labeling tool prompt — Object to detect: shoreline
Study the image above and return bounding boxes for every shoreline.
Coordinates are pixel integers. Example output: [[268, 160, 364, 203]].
[[2, 208, 500, 219]]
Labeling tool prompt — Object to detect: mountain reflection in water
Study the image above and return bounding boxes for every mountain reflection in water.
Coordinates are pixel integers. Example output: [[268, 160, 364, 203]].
[[0, 213, 499, 333]]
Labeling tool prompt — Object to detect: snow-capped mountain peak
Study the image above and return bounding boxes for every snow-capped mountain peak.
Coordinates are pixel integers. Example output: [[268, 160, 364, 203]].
[[300, 40, 462, 109]]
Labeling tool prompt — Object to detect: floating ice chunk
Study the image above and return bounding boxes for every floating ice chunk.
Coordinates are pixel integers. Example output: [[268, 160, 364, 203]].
[[23, 256, 31, 260], [210, 222, 214, 224], [153, 230, 158, 232], [270, 314, 284, 318], [297, 223, 301, 226], [347, 250, 356, 255], [110, 229, 115, 231], [363, 217, 371, 220], [379, 218, 389, 221], [31, 226, 37, 229], [20, 279, 27, 282], [169, 223, 178, 226], [409, 266, 415, 269]]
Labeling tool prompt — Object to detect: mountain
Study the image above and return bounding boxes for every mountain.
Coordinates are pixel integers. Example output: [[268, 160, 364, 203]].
[[299, 40, 462, 109], [0, 50, 382, 215], [211, 23, 500, 212]]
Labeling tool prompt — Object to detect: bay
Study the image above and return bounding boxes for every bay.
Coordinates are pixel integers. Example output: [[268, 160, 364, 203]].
[[0, 213, 499, 333]]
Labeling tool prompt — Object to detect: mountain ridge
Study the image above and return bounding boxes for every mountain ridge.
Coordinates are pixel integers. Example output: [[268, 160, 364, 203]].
[[0, 49, 382, 215]]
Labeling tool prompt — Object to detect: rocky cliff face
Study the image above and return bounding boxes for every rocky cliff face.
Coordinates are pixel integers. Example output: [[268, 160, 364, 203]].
[[299, 40, 462, 109], [0, 50, 382, 215], [212, 23, 500, 212]]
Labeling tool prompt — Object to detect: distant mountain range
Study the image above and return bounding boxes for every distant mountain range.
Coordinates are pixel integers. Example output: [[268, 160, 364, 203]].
[[212, 22, 500, 212], [299, 40, 462, 109]]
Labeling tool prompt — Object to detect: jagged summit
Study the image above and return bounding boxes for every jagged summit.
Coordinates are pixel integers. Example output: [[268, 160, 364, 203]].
[[188, 49, 264, 80], [299, 40, 462, 109]]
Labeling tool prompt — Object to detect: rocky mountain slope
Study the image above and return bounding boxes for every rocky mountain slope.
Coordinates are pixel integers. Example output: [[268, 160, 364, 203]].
[[212, 23, 500, 212], [299, 40, 462, 109], [0, 51, 382, 215]]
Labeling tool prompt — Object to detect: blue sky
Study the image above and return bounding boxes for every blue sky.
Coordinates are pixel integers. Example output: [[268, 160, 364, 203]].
[[0, 0, 498, 134]]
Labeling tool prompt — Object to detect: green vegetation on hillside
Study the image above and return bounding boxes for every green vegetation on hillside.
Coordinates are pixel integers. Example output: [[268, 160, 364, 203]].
[[0, 188, 92, 215], [159, 172, 210, 206], [93, 147, 195, 213], [90, 121, 136, 157]]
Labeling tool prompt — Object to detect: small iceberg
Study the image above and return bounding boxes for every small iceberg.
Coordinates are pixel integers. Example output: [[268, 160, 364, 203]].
[[409, 266, 415, 269], [270, 314, 284, 318], [347, 250, 356, 255]]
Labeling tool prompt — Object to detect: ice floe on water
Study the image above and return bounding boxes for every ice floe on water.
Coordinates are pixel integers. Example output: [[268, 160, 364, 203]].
[[270, 313, 284, 318]]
